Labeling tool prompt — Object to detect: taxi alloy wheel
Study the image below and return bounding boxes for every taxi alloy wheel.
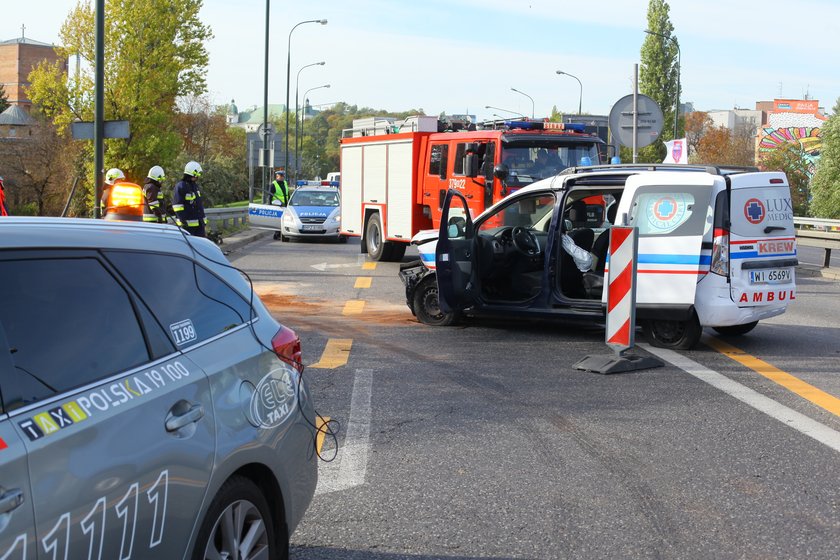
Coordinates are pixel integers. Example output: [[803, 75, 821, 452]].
[[195, 476, 285, 560], [413, 276, 458, 327]]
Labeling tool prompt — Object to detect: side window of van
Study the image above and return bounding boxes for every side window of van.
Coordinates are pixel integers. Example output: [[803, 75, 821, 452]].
[[105, 251, 252, 349], [627, 186, 713, 237], [429, 144, 448, 178], [0, 256, 150, 410]]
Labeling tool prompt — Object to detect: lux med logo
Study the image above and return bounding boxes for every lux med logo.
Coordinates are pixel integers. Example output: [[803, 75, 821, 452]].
[[744, 198, 765, 224]]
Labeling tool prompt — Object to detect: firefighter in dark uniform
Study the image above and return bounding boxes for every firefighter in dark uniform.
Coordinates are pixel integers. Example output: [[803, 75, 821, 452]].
[[172, 161, 207, 237], [270, 169, 289, 206], [142, 165, 167, 223], [101, 168, 125, 217]]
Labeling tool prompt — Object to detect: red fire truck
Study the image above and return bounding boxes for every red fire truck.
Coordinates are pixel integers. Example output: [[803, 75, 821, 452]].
[[339, 115, 606, 261]]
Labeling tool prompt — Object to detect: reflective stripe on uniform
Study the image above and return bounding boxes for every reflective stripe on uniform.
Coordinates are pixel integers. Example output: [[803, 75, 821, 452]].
[[143, 215, 159, 222], [185, 193, 196, 201], [148, 200, 160, 208], [175, 219, 183, 226], [173, 204, 185, 211], [187, 219, 200, 227]]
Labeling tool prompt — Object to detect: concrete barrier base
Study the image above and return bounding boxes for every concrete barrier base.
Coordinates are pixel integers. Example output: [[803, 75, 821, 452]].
[[574, 352, 663, 375]]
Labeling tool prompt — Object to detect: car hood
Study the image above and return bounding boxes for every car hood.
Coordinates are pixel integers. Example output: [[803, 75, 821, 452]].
[[288, 206, 338, 219]]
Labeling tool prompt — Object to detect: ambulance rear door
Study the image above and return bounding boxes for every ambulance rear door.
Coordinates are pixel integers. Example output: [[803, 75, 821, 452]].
[[621, 172, 719, 309], [727, 172, 797, 306]]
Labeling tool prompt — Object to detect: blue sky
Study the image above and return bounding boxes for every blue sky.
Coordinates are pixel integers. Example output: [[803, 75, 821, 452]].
[[4, 0, 839, 120]]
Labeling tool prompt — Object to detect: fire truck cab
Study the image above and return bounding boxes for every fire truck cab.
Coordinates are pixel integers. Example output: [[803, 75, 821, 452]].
[[339, 116, 605, 261]]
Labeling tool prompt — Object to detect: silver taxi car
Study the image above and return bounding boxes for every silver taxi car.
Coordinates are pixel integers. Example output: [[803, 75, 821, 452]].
[[0, 217, 317, 559]]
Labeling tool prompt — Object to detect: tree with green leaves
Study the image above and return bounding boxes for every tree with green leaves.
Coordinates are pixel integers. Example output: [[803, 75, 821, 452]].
[[809, 97, 840, 218], [759, 143, 811, 216], [0, 84, 9, 113], [27, 0, 212, 213], [639, 0, 679, 162]]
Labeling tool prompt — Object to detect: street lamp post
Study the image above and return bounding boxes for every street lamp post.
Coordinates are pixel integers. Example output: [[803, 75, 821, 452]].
[[295, 61, 325, 182], [298, 84, 330, 179], [484, 105, 526, 119], [645, 29, 680, 139], [285, 19, 327, 176], [555, 71, 582, 115], [510, 87, 534, 118]]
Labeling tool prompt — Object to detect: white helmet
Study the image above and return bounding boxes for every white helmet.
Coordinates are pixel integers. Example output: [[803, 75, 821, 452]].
[[105, 168, 125, 185], [184, 161, 203, 178], [147, 165, 165, 181]]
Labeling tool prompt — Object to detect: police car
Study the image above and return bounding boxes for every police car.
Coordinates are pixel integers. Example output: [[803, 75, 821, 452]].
[[400, 164, 797, 350], [0, 217, 317, 559], [280, 185, 344, 242]]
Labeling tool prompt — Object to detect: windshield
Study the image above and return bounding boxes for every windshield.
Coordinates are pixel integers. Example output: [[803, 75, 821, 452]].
[[290, 190, 339, 207], [501, 144, 601, 184]]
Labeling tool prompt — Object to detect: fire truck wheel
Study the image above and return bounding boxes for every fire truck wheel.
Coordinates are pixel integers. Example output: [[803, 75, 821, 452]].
[[366, 213, 386, 260], [413, 276, 458, 326], [712, 321, 758, 336], [642, 312, 702, 350]]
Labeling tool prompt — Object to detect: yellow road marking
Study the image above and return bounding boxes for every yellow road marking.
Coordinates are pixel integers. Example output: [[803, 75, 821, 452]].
[[316, 416, 330, 456], [309, 338, 353, 369], [354, 277, 372, 289], [362, 262, 377, 270], [707, 336, 840, 417], [342, 300, 365, 315]]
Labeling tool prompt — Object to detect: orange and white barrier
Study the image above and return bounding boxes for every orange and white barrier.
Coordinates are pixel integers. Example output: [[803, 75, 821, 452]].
[[606, 226, 638, 351]]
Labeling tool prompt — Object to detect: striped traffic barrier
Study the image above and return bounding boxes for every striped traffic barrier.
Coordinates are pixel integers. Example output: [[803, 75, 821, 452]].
[[606, 226, 637, 350], [573, 225, 662, 374]]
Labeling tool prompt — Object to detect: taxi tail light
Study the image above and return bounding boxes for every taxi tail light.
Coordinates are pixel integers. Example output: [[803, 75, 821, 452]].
[[710, 227, 729, 277], [272, 325, 303, 373]]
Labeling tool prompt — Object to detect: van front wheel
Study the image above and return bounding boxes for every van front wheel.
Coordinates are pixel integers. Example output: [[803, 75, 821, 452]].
[[643, 313, 702, 350], [713, 321, 758, 336]]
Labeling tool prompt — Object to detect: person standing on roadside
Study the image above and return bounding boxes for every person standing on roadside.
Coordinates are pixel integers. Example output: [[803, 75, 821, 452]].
[[0, 176, 9, 216], [270, 169, 289, 206], [142, 165, 167, 223], [172, 161, 207, 237]]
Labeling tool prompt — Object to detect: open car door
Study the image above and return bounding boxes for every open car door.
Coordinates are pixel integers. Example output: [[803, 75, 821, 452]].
[[621, 172, 718, 309], [436, 189, 476, 314]]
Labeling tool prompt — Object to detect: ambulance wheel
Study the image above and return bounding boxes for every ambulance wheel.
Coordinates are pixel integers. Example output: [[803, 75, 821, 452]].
[[273, 231, 282, 240], [643, 312, 702, 350], [413, 276, 458, 326], [366, 214, 386, 260], [713, 321, 758, 336]]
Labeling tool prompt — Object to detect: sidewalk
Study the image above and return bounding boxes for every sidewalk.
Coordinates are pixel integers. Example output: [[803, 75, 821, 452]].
[[220, 228, 272, 254], [796, 263, 840, 281]]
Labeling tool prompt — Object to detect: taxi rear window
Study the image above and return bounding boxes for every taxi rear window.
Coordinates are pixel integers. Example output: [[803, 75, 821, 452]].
[[628, 185, 712, 237]]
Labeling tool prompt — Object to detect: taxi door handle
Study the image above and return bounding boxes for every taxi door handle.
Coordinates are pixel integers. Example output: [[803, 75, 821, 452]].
[[165, 403, 205, 432], [0, 489, 24, 514]]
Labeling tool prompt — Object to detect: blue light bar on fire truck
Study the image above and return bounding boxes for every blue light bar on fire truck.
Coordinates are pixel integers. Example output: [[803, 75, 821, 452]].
[[504, 121, 587, 132]]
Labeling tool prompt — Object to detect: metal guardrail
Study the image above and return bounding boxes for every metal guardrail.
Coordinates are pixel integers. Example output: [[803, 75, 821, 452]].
[[205, 207, 248, 231], [794, 217, 840, 268]]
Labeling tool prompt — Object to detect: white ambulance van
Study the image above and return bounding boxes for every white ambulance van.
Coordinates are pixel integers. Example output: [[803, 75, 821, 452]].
[[399, 165, 797, 350]]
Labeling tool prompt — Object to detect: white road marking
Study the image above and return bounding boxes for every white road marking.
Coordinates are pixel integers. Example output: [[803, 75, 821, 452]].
[[315, 368, 373, 494], [642, 344, 840, 454], [310, 262, 359, 271]]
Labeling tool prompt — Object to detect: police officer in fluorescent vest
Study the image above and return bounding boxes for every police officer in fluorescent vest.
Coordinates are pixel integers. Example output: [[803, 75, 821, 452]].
[[143, 165, 167, 223], [270, 169, 289, 206], [172, 161, 207, 237]]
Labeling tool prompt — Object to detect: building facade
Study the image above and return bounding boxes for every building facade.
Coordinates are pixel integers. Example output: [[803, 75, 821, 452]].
[[0, 35, 67, 112]]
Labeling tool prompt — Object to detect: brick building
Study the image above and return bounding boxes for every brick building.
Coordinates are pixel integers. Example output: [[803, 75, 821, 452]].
[[0, 34, 67, 112]]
